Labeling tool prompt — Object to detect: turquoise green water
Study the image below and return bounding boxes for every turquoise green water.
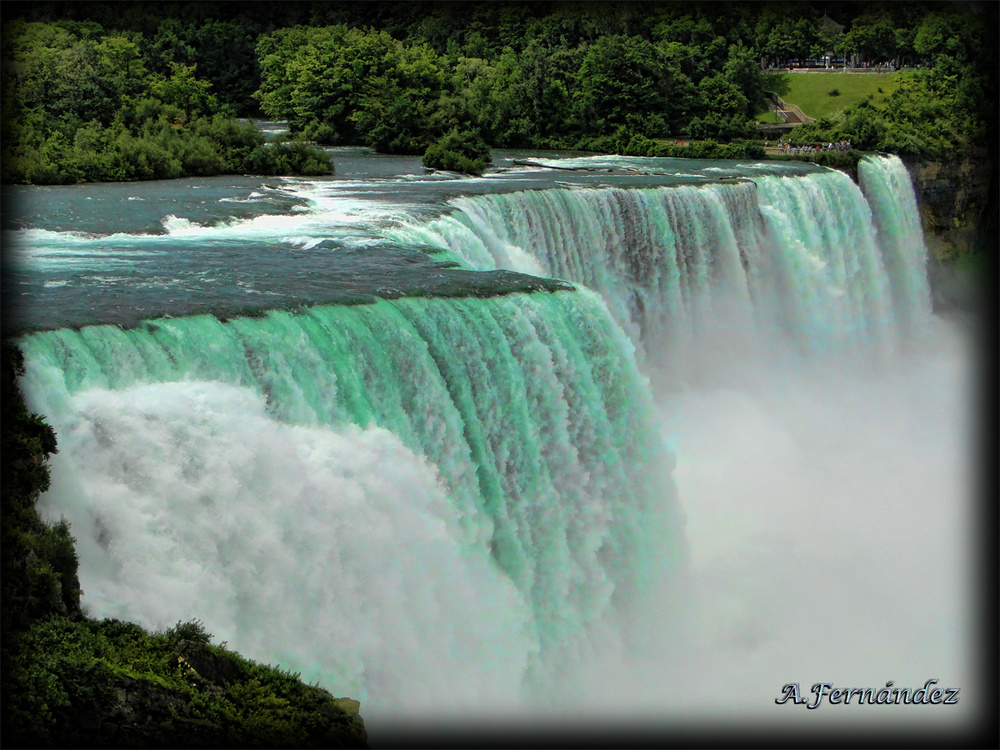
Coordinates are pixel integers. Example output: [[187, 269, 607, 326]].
[[19, 287, 680, 705], [389, 157, 931, 368], [12, 153, 962, 729]]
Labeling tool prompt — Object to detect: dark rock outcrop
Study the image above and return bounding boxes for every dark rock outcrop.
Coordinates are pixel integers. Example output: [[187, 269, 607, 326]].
[[904, 149, 996, 261], [175, 639, 244, 687]]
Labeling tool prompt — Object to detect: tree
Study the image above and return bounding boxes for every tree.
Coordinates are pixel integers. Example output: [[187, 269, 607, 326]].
[[577, 35, 667, 136], [688, 74, 755, 140], [455, 48, 534, 147], [721, 42, 765, 115], [843, 14, 897, 65], [149, 62, 218, 119]]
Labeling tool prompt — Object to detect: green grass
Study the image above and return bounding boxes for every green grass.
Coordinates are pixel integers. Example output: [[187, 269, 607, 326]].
[[757, 72, 902, 122]]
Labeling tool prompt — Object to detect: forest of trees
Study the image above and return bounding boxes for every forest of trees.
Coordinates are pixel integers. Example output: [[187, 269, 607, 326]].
[[2, 1, 996, 183], [0, 16, 332, 183]]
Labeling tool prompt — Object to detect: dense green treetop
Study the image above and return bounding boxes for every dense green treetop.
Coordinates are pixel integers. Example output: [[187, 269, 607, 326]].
[[2, 1, 996, 182]]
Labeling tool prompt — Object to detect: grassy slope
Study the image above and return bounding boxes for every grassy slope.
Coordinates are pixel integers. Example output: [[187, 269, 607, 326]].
[[757, 72, 902, 121]]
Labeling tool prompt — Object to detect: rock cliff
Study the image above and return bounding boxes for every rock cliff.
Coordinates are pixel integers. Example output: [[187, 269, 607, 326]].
[[902, 149, 997, 311], [904, 149, 996, 262]]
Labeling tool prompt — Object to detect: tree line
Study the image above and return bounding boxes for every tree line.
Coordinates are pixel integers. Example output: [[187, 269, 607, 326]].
[[2, 2, 996, 183]]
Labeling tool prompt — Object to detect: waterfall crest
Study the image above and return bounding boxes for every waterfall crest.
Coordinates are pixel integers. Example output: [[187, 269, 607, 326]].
[[391, 155, 930, 366]]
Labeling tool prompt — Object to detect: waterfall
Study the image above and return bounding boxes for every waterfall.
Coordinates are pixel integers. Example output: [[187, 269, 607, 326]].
[[390, 156, 930, 366], [17, 154, 960, 733], [856, 154, 933, 337], [19, 290, 680, 715]]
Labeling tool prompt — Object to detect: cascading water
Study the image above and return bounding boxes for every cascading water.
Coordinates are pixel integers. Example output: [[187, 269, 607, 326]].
[[13, 154, 971, 739], [19, 289, 680, 717], [390, 157, 932, 366], [857, 155, 934, 337]]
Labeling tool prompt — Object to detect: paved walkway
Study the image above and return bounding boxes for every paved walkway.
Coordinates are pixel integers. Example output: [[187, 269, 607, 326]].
[[765, 66, 905, 74]]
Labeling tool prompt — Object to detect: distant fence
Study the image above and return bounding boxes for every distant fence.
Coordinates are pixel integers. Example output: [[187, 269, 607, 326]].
[[764, 65, 911, 74]]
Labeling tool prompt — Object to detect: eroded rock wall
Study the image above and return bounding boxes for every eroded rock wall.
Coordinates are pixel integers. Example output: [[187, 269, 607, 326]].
[[904, 149, 996, 261]]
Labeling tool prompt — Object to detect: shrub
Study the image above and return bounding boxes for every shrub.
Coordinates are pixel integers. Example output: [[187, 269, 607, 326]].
[[422, 128, 491, 176], [828, 88, 841, 96], [302, 119, 338, 144], [246, 139, 333, 176], [166, 619, 213, 646]]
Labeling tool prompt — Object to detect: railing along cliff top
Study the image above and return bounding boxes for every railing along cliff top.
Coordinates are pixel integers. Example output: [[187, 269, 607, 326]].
[[765, 92, 816, 125]]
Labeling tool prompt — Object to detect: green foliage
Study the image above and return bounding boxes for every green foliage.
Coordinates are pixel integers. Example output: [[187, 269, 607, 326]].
[[828, 88, 841, 97], [612, 130, 764, 160], [843, 13, 898, 63], [3, 611, 364, 747], [148, 61, 219, 117], [689, 112, 757, 142], [576, 34, 667, 136], [246, 138, 333, 176], [255, 25, 450, 153], [1, 20, 329, 183], [1, 343, 80, 633], [786, 63, 987, 159], [165, 619, 213, 646], [759, 2, 994, 160], [148, 17, 263, 115], [722, 41, 766, 114], [4, 1, 995, 171], [423, 128, 491, 175], [6, 4, 993, 172]]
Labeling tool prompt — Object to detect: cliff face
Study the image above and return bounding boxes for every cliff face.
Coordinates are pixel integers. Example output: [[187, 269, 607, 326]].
[[903, 149, 996, 261], [901, 150, 997, 312]]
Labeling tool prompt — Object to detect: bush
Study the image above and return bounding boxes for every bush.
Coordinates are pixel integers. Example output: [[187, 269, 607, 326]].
[[422, 128, 491, 176], [828, 88, 841, 96], [601, 129, 764, 160], [246, 139, 333, 176], [165, 619, 213, 646], [191, 115, 265, 170], [302, 119, 338, 144], [574, 133, 619, 152], [689, 112, 757, 142]]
